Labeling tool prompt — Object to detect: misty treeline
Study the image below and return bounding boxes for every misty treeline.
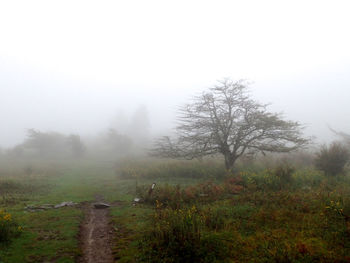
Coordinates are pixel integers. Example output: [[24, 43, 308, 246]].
[[0, 80, 349, 176], [0, 105, 151, 160]]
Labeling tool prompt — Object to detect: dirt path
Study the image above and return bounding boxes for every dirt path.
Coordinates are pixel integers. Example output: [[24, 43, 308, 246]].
[[78, 199, 114, 263]]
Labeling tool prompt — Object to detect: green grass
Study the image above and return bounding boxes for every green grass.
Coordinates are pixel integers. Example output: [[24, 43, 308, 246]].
[[0, 158, 349, 262], [1, 208, 81, 263], [0, 160, 124, 262], [111, 160, 350, 262]]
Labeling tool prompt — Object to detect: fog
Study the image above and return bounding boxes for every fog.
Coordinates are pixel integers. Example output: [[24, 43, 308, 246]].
[[1, 0, 350, 149]]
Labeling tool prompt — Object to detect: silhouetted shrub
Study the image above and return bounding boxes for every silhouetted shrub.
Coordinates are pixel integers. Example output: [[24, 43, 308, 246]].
[[273, 163, 295, 185], [314, 142, 349, 176]]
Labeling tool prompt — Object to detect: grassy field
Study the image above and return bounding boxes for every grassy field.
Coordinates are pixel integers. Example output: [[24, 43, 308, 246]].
[[0, 158, 350, 262], [0, 160, 118, 263]]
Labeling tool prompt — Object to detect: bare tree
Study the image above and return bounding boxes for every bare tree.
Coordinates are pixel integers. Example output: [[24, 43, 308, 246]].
[[152, 79, 309, 170]]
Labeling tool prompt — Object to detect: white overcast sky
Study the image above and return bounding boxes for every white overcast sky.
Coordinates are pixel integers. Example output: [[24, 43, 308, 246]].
[[0, 0, 350, 147]]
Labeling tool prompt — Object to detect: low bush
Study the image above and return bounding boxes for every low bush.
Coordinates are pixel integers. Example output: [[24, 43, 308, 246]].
[[273, 163, 295, 185], [136, 179, 244, 208], [137, 184, 183, 209], [240, 169, 294, 191], [315, 142, 349, 176]]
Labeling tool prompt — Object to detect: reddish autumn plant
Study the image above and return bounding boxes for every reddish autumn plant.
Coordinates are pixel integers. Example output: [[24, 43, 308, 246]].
[[138, 181, 234, 208], [224, 176, 244, 194]]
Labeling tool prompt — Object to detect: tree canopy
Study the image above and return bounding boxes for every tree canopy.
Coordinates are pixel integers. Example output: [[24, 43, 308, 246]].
[[152, 79, 309, 170]]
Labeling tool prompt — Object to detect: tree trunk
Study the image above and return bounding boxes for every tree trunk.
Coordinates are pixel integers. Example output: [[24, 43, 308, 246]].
[[224, 154, 236, 171]]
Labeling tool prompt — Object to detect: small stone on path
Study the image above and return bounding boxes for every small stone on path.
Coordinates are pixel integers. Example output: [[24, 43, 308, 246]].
[[54, 201, 76, 208], [93, 202, 110, 209]]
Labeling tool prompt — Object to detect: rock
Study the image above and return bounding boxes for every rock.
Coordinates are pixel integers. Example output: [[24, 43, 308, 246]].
[[42, 204, 55, 208], [25, 201, 76, 212], [93, 202, 110, 209], [133, 198, 141, 202], [25, 204, 54, 211], [54, 201, 76, 208]]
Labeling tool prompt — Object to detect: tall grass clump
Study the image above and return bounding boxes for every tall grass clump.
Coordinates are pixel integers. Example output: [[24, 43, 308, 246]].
[[240, 168, 296, 191], [116, 159, 226, 179], [0, 177, 49, 205], [138, 204, 230, 263]]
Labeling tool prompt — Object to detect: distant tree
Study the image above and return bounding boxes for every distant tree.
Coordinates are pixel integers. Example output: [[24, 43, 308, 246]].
[[23, 129, 67, 157], [315, 142, 349, 176], [110, 106, 150, 148], [67, 134, 86, 158], [152, 79, 308, 170], [105, 128, 133, 154], [13, 145, 24, 157], [111, 110, 129, 134], [128, 105, 151, 145], [6, 145, 24, 158]]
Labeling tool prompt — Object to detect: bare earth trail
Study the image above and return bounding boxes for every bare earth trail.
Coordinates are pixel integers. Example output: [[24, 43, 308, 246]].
[[78, 197, 115, 263]]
